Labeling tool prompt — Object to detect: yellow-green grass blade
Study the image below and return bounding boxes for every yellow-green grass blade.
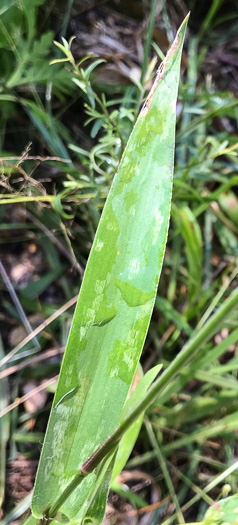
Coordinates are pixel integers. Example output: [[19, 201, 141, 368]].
[[32, 14, 189, 520]]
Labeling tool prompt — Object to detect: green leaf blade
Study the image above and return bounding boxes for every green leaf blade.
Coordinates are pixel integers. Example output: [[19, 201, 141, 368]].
[[111, 364, 162, 482], [32, 14, 189, 521]]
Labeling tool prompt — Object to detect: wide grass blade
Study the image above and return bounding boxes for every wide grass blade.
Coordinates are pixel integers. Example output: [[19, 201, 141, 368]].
[[32, 15, 189, 521]]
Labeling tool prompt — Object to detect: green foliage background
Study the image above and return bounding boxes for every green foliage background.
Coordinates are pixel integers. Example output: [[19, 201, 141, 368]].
[[0, 1, 238, 524]]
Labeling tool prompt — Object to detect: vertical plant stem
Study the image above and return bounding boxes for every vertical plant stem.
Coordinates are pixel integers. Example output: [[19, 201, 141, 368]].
[[140, 0, 158, 86], [0, 337, 9, 509], [61, 0, 75, 39], [145, 420, 185, 523]]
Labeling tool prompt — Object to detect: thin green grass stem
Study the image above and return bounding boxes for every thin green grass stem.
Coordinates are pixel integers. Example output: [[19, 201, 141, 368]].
[[140, 0, 157, 86], [145, 420, 184, 523], [164, 460, 238, 525], [196, 265, 238, 330]]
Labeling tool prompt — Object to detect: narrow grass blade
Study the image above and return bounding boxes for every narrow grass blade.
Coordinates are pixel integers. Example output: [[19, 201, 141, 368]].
[[172, 204, 202, 303], [146, 420, 184, 523], [0, 493, 33, 525], [22, 100, 71, 160], [32, 15, 189, 520], [163, 411, 238, 454], [140, 0, 157, 86], [0, 338, 10, 509], [111, 364, 162, 482]]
